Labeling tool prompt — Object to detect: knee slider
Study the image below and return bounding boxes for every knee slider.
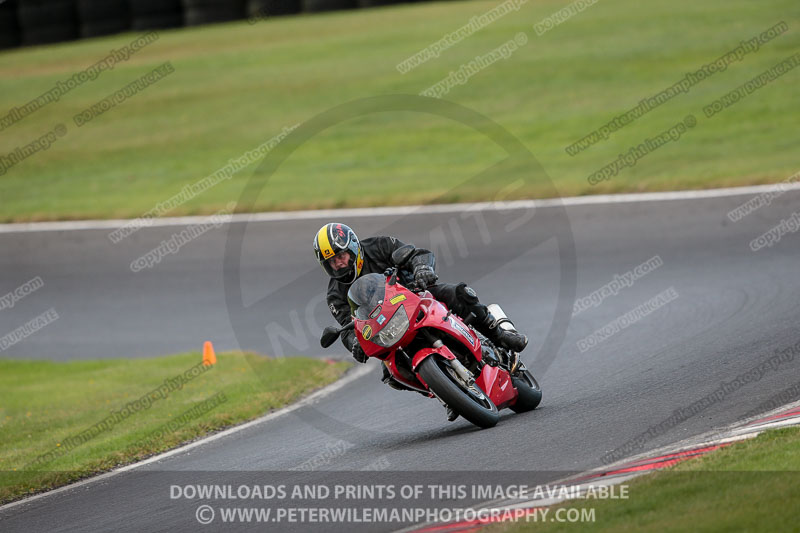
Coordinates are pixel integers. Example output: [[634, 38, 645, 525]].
[[456, 283, 479, 305], [455, 283, 487, 325]]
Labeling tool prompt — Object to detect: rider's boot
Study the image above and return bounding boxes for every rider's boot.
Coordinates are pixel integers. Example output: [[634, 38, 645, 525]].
[[455, 286, 526, 372], [484, 313, 526, 374], [381, 363, 408, 391], [460, 303, 528, 366], [384, 362, 457, 419], [382, 363, 429, 396], [484, 309, 528, 355], [456, 285, 527, 352], [445, 405, 459, 422], [433, 394, 459, 421]]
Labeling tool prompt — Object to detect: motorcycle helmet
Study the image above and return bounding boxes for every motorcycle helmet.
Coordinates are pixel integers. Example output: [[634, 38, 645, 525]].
[[313, 222, 363, 284]]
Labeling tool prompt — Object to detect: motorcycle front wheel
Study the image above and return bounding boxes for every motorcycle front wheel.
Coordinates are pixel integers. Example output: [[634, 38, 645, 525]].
[[418, 356, 499, 429]]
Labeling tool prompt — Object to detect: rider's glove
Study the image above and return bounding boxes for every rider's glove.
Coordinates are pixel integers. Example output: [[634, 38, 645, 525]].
[[413, 265, 438, 290], [350, 338, 368, 363]]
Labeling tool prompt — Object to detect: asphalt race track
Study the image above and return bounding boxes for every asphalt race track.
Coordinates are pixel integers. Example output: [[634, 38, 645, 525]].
[[2, 189, 800, 531]]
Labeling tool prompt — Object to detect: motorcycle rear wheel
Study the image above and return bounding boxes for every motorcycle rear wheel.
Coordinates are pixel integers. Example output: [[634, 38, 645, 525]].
[[418, 356, 499, 429], [509, 369, 542, 413]]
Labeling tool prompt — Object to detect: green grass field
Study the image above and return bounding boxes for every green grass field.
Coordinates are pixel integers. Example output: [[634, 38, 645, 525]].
[[0, 0, 798, 222], [494, 427, 800, 532], [0, 352, 350, 503]]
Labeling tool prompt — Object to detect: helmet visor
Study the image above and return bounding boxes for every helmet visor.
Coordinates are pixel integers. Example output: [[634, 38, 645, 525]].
[[323, 250, 355, 280]]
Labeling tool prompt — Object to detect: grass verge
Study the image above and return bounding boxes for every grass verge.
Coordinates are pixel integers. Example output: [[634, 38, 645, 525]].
[[0, 351, 350, 504], [494, 427, 800, 532], [0, 0, 798, 221]]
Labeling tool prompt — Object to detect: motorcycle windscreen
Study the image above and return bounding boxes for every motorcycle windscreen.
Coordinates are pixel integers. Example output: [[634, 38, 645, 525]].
[[347, 273, 386, 320]]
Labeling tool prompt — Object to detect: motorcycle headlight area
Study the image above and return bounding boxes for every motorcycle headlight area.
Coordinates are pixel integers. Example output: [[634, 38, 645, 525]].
[[372, 305, 410, 347]]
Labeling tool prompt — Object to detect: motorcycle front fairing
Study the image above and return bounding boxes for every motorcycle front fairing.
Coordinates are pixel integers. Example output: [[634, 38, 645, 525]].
[[349, 274, 420, 360], [349, 275, 431, 392]]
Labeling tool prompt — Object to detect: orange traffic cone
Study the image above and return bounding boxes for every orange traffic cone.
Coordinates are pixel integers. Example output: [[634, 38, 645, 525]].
[[202, 341, 217, 367]]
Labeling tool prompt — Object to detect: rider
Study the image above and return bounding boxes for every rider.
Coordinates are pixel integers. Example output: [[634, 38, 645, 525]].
[[314, 223, 528, 418]]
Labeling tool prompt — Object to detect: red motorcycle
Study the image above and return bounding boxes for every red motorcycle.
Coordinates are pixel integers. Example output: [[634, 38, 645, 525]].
[[320, 246, 542, 428]]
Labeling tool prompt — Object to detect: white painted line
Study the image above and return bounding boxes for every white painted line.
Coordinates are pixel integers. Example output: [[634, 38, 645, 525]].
[[3, 182, 800, 234], [0, 363, 372, 513], [741, 416, 800, 432]]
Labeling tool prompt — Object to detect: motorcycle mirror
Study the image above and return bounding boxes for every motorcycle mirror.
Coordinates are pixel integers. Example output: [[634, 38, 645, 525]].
[[320, 326, 341, 348], [391, 245, 415, 268]]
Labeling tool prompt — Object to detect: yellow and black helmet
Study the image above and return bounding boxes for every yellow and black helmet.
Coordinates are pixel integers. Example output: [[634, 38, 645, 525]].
[[313, 223, 363, 284]]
